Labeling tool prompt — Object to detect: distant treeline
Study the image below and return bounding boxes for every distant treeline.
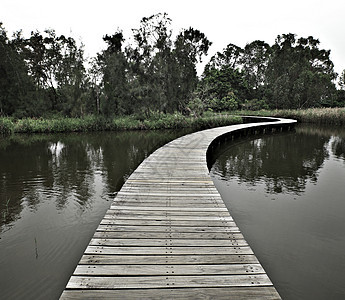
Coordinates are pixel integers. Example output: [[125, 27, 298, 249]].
[[1, 13, 345, 118]]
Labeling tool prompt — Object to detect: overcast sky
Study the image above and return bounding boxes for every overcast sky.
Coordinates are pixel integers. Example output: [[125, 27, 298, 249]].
[[1, 0, 344, 76]]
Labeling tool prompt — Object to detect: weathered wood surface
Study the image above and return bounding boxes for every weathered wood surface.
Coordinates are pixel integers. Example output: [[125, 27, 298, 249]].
[[61, 117, 296, 299], [66, 274, 273, 289], [60, 287, 281, 300], [79, 254, 260, 265]]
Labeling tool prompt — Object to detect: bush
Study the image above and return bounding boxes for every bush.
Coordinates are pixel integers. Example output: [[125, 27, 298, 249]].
[[0, 118, 15, 135], [232, 107, 345, 125], [186, 97, 205, 117], [208, 93, 239, 112], [242, 99, 269, 110], [1, 113, 244, 135]]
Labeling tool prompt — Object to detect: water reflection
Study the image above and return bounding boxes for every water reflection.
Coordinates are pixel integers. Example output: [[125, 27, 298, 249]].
[[0, 131, 188, 232], [211, 124, 345, 300], [0, 129, 190, 300], [212, 128, 330, 194], [332, 137, 345, 160]]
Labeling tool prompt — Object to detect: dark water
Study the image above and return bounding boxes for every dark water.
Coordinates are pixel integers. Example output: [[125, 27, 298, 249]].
[[211, 124, 345, 300], [0, 129, 191, 300]]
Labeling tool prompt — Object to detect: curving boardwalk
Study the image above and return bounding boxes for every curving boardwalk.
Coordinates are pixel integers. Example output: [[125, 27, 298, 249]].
[[60, 117, 296, 299]]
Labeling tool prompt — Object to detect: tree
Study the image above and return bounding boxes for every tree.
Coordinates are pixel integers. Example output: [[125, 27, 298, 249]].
[[55, 35, 88, 116], [206, 43, 243, 70], [0, 24, 35, 117], [241, 40, 271, 99], [97, 13, 212, 116], [339, 70, 345, 90], [265, 34, 337, 109], [97, 31, 130, 115], [201, 43, 248, 110], [337, 70, 345, 106], [15, 29, 88, 116], [173, 27, 212, 111], [203, 66, 247, 104], [126, 13, 174, 115]]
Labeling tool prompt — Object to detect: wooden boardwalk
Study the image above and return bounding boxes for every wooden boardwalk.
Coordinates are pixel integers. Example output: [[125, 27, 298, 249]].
[[60, 117, 296, 299]]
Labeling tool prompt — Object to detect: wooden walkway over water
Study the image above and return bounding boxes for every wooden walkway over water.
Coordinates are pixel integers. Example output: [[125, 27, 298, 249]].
[[61, 117, 296, 299]]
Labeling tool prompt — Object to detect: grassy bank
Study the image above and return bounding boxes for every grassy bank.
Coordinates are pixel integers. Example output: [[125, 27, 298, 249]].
[[2, 107, 345, 136], [232, 107, 345, 125], [0, 113, 242, 136]]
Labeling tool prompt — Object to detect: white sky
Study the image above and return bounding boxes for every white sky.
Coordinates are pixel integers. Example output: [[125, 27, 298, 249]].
[[1, 0, 344, 76]]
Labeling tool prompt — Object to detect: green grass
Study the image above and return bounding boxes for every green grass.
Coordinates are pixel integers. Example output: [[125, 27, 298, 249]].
[[3, 107, 343, 136], [0, 113, 242, 135], [0, 118, 15, 136], [231, 107, 345, 125]]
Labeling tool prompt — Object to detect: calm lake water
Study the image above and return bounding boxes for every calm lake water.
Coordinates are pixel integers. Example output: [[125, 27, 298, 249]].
[[0, 129, 192, 300], [211, 124, 345, 299], [1, 124, 345, 299]]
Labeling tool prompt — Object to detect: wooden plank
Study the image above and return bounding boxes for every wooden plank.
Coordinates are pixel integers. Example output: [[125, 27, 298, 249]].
[[79, 254, 260, 265], [113, 198, 225, 202], [100, 219, 235, 226], [111, 202, 227, 208], [103, 214, 233, 221], [116, 192, 222, 197], [127, 179, 214, 183], [112, 199, 225, 204], [97, 225, 240, 233], [120, 185, 216, 188], [97, 225, 241, 233], [89, 238, 248, 247], [61, 287, 281, 299], [119, 187, 220, 192], [115, 193, 220, 197], [116, 194, 223, 198], [106, 210, 230, 216], [93, 231, 245, 240], [66, 274, 273, 289], [73, 263, 265, 276], [128, 176, 212, 181], [84, 246, 254, 255]]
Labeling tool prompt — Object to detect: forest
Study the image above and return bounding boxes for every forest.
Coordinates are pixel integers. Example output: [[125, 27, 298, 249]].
[[1, 13, 345, 119]]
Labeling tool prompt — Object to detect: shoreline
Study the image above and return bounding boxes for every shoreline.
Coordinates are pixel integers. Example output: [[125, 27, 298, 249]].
[[0, 113, 242, 136], [2, 107, 345, 136]]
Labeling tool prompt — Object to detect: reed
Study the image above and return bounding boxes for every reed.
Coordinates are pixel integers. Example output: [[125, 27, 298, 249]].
[[0, 114, 242, 135], [233, 107, 345, 125], [0, 118, 15, 136], [2, 108, 345, 136]]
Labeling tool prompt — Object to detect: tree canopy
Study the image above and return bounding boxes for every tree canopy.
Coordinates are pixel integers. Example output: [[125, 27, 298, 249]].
[[201, 33, 339, 111], [0, 16, 344, 118]]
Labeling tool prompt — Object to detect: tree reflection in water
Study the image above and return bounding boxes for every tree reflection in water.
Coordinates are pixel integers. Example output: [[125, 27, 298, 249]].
[[211, 123, 345, 300], [0, 129, 190, 231], [0, 129, 193, 300], [212, 127, 331, 195]]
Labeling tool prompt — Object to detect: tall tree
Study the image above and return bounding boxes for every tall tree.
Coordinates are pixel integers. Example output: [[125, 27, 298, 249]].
[[96, 13, 212, 116], [202, 43, 248, 109], [173, 27, 212, 111], [128, 13, 174, 114], [265, 34, 337, 108], [0, 24, 35, 117], [206, 43, 243, 70], [98, 31, 129, 115], [241, 40, 271, 99], [339, 70, 345, 90], [55, 35, 88, 116], [337, 69, 345, 106], [17, 29, 88, 115]]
